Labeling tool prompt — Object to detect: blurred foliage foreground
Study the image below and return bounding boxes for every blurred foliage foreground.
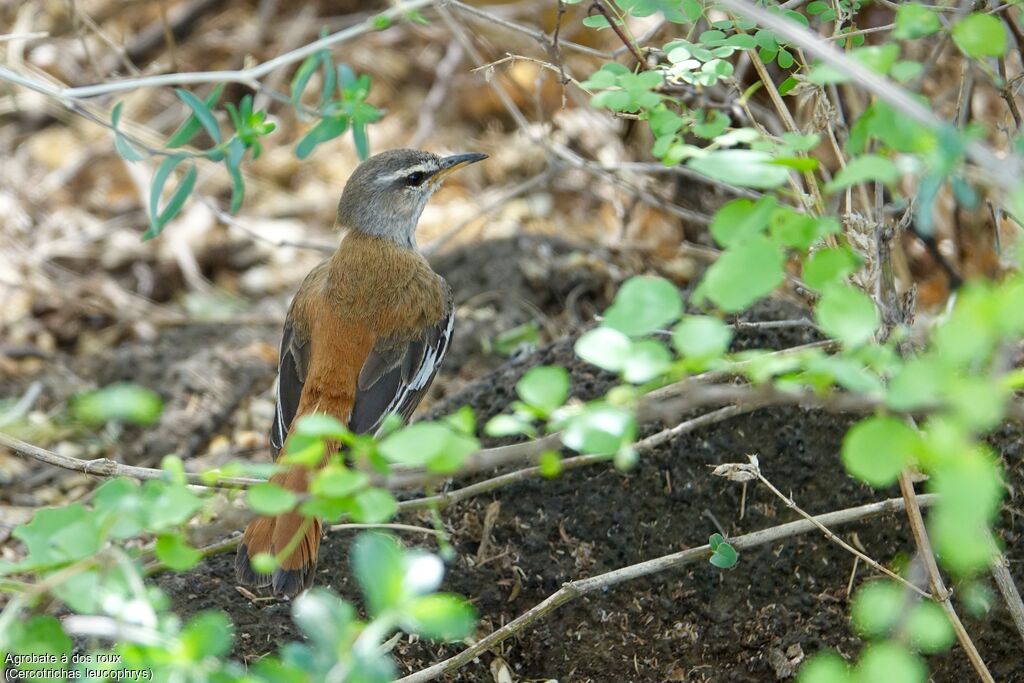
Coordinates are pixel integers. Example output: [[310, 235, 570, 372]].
[[3, 0, 1024, 682]]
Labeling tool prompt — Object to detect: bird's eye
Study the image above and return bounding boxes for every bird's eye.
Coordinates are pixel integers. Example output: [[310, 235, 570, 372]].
[[405, 171, 427, 187]]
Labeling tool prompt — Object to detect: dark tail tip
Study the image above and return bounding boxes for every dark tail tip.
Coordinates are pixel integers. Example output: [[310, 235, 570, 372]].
[[236, 542, 316, 597], [271, 563, 316, 598], [235, 543, 272, 588]]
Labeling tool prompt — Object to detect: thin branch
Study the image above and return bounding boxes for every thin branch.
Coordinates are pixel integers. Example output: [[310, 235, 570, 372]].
[[751, 462, 931, 598], [0, 432, 263, 488], [989, 544, 1024, 646], [396, 494, 939, 683], [597, 162, 762, 199], [898, 470, 994, 682], [445, 0, 612, 59], [0, 0, 438, 99]]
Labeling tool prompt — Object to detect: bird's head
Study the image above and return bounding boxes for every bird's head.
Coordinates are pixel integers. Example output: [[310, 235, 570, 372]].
[[336, 148, 487, 248]]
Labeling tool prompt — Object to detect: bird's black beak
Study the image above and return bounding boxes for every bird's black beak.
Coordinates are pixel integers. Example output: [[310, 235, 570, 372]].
[[431, 152, 488, 184]]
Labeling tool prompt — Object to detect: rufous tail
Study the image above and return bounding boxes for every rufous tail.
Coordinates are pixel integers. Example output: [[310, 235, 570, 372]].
[[235, 448, 327, 597]]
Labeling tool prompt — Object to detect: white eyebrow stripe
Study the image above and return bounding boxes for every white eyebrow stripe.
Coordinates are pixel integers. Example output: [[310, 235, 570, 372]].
[[378, 162, 436, 183]]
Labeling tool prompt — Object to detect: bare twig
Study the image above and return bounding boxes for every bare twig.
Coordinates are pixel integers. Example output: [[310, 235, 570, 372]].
[[743, 459, 931, 598], [445, 0, 611, 59], [0, 432, 263, 488], [989, 545, 1024, 646], [897, 470, 994, 682], [0, 0, 439, 99], [396, 494, 939, 682]]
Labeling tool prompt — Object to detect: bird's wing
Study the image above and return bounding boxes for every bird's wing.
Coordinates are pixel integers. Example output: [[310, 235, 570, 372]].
[[349, 295, 455, 436], [270, 316, 311, 456]]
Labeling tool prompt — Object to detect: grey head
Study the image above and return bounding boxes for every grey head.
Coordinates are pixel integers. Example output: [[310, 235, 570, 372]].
[[336, 148, 487, 249]]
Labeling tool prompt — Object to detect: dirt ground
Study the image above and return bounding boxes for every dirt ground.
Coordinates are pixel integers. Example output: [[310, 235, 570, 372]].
[[133, 274, 1022, 681], [3, 231, 1022, 682]]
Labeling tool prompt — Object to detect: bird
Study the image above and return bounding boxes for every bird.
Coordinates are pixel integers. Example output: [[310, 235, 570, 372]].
[[235, 148, 486, 597]]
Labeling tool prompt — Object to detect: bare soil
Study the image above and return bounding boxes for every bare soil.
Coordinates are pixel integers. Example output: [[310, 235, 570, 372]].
[[150, 296, 1024, 682], [5, 238, 1023, 681]]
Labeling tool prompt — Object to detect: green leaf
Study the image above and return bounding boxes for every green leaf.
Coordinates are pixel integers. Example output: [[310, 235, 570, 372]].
[[146, 155, 196, 239], [294, 413, 350, 439], [251, 553, 277, 575], [886, 356, 948, 411], [175, 88, 221, 143], [708, 533, 738, 568], [797, 652, 851, 683], [770, 209, 839, 250], [246, 483, 298, 515], [891, 60, 924, 83], [854, 642, 925, 683], [484, 414, 537, 438], [290, 53, 321, 105], [352, 121, 370, 160], [111, 105, 147, 161], [603, 275, 683, 336], [814, 285, 879, 346], [905, 601, 954, 653], [803, 247, 860, 291], [851, 581, 903, 636], [225, 137, 246, 214], [145, 481, 203, 529], [841, 417, 919, 487], [403, 594, 476, 641], [93, 478, 145, 538], [4, 616, 72, 669], [696, 235, 785, 312], [12, 504, 103, 568], [351, 532, 405, 615], [516, 366, 571, 413], [575, 327, 632, 372], [311, 465, 368, 498], [378, 422, 478, 470], [114, 132, 148, 162], [622, 339, 672, 384], [292, 587, 357, 648], [689, 149, 790, 189], [563, 405, 635, 455], [710, 196, 777, 248], [672, 316, 732, 359], [167, 84, 224, 148], [180, 611, 233, 659], [443, 405, 476, 435], [155, 533, 202, 571], [295, 117, 349, 160], [894, 4, 941, 39], [825, 154, 898, 193], [539, 450, 562, 477], [71, 382, 164, 426], [952, 13, 1007, 59], [349, 488, 397, 523]]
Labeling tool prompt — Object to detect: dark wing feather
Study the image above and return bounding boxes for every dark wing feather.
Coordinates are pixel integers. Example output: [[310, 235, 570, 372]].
[[349, 302, 454, 436], [270, 319, 310, 456]]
